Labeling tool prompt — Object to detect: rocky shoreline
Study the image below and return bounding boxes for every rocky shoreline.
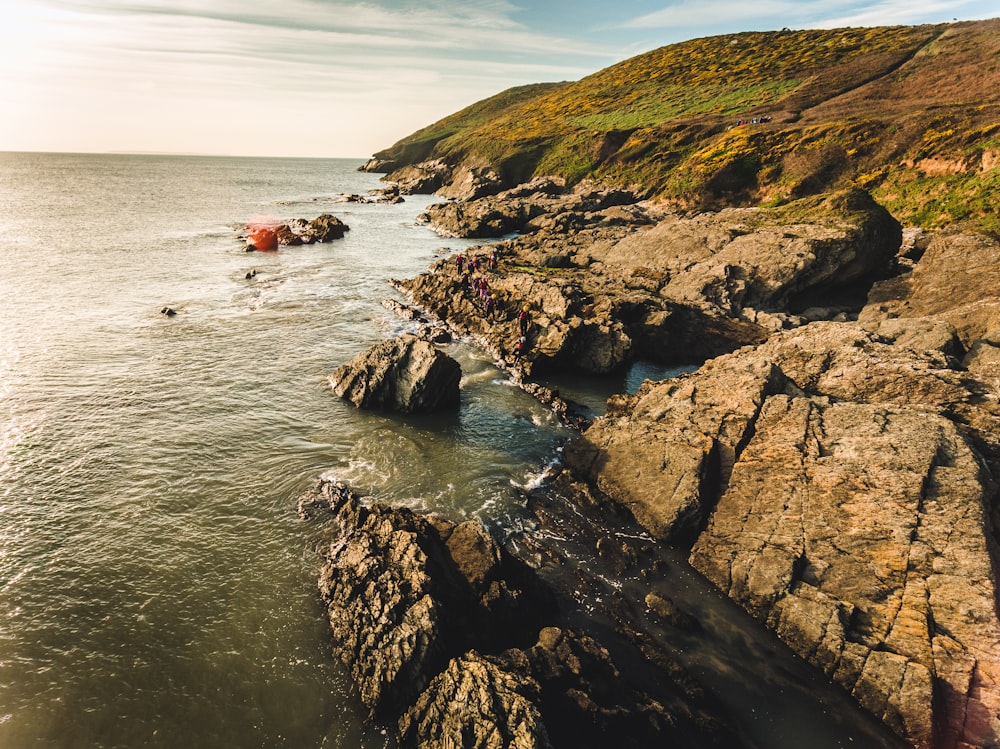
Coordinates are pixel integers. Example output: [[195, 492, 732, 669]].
[[303, 172, 1000, 748]]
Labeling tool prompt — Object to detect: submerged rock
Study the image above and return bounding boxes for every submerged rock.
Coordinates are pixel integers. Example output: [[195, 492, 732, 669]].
[[329, 334, 461, 414]]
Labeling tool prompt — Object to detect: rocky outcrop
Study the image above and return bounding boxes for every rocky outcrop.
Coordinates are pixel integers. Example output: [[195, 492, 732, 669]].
[[329, 334, 461, 413], [587, 189, 902, 316], [298, 478, 745, 749], [299, 479, 554, 720], [420, 179, 641, 238], [394, 188, 898, 379], [860, 230, 1000, 383], [244, 213, 349, 250], [397, 651, 552, 749], [332, 185, 404, 204], [562, 321, 1000, 748]]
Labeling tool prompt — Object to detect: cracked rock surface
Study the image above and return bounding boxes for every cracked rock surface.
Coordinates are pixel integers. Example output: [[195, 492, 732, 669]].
[[565, 321, 1000, 748]]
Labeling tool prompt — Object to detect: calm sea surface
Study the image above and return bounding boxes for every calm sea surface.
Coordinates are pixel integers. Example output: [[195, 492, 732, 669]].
[[0, 152, 582, 748], [0, 152, 903, 749]]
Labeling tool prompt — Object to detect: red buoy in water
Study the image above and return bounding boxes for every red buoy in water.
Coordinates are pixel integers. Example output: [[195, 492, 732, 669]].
[[247, 224, 278, 252]]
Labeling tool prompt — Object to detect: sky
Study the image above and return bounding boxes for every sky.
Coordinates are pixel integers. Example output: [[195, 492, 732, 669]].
[[1, 0, 997, 158]]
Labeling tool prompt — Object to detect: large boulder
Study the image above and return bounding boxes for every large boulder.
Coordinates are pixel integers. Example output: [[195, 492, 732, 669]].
[[330, 334, 461, 413], [585, 188, 901, 315]]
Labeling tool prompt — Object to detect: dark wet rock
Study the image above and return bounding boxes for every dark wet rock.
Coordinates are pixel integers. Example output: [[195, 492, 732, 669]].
[[500, 627, 683, 749], [301, 478, 556, 720], [334, 185, 404, 204], [644, 593, 701, 632], [307, 213, 350, 242], [329, 334, 461, 414]]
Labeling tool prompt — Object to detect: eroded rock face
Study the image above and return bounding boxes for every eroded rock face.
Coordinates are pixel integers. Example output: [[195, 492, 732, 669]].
[[691, 395, 1000, 749], [861, 230, 1000, 343], [860, 229, 1000, 391], [562, 322, 1000, 748], [421, 179, 640, 238], [330, 334, 461, 413], [300, 479, 555, 721], [300, 478, 750, 749], [398, 651, 552, 749], [590, 188, 901, 315]]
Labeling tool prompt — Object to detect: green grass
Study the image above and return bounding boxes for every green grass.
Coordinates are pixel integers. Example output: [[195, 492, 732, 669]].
[[373, 20, 1000, 232]]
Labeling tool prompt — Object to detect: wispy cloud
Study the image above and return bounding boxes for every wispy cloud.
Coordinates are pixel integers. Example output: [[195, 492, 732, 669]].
[[619, 0, 995, 32], [3, 0, 996, 156]]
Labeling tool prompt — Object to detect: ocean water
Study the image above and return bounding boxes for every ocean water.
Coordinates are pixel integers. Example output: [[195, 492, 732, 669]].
[[0, 152, 577, 748]]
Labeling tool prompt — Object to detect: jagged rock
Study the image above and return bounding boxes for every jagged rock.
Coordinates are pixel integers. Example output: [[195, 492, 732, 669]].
[[395, 189, 895, 380], [422, 181, 643, 239], [304, 480, 443, 716], [509, 627, 681, 748], [381, 159, 451, 194], [582, 188, 901, 315], [333, 185, 404, 204], [435, 163, 504, 201], [304, 478, 556, 721], [562, 322, 1000, 748], [563, 355, 785, 542], [308, 213, 350, 242], [329, 334, 461, 413], [860, 230, 1000, 344], [397, 651, 553, 749], [302, 477, 751, 749]]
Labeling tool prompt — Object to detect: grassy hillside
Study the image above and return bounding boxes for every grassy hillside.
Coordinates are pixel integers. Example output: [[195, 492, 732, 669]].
[[370, 20, 1000, 233]]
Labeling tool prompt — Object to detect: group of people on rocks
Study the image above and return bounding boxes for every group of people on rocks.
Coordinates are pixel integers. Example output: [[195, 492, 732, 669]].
[[457, 252, 499, 319], [452, 248, 533, 364]]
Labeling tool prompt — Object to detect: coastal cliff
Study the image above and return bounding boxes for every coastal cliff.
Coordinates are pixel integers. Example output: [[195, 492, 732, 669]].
[[308, 18, 1000, 749]]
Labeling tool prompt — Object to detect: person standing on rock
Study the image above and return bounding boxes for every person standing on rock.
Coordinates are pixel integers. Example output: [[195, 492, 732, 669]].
[[513, 335, 527, 362], [518, 304, 530, 336]]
